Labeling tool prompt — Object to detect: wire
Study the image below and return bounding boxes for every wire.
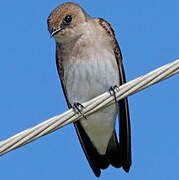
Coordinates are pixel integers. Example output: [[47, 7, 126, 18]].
[[0, 59, 178, 156]]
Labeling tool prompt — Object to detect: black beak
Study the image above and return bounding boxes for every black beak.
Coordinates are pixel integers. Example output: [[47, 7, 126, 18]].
[[50, 28, 62, 37]]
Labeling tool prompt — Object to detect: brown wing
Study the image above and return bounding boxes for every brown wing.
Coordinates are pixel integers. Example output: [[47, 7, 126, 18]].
[[97, 18, 131, 172], [114, 43, 132, 172], [55, 43, 110, 177]]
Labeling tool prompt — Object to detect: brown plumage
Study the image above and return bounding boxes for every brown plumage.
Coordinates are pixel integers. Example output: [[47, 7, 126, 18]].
[[48, 2, 131, 177]]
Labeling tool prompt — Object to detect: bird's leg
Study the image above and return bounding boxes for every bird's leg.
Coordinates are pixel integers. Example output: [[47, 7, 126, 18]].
[[72, 102, 87, 120], [109, 85, 119, 103]]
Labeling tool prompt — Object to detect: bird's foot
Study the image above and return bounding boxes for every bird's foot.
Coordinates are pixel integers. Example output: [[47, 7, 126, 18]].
[[109, 85, 119, 103], [72, 102, 87, 120]]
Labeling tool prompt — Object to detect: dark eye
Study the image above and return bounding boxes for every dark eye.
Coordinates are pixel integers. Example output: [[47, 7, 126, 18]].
[[63, 15, 72, 25]]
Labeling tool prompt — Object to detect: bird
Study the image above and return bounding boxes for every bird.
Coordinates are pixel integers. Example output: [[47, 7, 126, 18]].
[[47, 2, 131, 177]]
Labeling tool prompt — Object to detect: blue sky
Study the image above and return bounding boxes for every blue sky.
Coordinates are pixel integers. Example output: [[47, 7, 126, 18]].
[[0, 0, 178, 179]]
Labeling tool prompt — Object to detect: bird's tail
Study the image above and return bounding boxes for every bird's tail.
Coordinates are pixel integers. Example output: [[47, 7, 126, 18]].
[[105, 131, 122, 168]]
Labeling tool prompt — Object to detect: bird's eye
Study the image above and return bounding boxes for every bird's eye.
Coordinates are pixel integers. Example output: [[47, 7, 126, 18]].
[[63, 15, 72, 25]]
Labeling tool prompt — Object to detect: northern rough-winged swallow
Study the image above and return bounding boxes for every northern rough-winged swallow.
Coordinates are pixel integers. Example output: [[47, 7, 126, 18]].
[[47, 2, 131, 177]]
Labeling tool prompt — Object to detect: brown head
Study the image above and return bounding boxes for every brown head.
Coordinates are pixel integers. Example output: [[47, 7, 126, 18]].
[[47, 2, 90, 43]]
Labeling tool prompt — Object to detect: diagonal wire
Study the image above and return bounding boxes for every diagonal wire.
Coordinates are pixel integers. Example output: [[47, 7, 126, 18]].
[[0, 59, 178, 156]]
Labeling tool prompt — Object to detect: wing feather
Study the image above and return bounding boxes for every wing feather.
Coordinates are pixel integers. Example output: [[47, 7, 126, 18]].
[[97, 18, 131, 171]]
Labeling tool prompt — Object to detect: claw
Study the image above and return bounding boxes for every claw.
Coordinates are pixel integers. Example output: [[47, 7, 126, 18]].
[[73, 102, 87, 120], [109, 85, 119, 103]]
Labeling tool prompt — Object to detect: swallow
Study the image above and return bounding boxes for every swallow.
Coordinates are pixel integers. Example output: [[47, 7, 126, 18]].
[[47, 2, 131, 177]]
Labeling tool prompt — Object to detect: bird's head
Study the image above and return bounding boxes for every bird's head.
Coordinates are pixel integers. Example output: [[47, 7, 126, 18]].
[[47, 2, 90, 44]]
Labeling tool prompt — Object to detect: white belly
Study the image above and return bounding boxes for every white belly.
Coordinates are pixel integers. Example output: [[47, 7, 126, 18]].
[[64, 56, 119, 154]]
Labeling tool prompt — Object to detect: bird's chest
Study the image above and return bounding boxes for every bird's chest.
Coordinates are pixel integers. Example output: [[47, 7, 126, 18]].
[[63, 54, 119, 104]]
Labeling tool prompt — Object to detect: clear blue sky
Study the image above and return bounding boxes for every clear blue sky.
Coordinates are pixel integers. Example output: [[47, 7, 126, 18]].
[[0, 0, 178, 179]]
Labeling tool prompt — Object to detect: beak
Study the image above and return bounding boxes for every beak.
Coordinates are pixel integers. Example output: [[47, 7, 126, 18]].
[[50, 28, 62, 37]]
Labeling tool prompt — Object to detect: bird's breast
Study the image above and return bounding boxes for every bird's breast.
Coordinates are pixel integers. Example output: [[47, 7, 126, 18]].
[[63, 51, 119, 154], [63, 52, 119, 104]]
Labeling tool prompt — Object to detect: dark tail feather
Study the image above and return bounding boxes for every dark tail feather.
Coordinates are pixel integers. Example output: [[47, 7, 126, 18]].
[[74, 121, 110, 177], [74, 122, 126, 177], [106, 131, 122, 168]]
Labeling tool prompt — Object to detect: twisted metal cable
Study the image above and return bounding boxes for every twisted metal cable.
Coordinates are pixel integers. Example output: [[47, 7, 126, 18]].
[[0, 59, 178, 156]]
